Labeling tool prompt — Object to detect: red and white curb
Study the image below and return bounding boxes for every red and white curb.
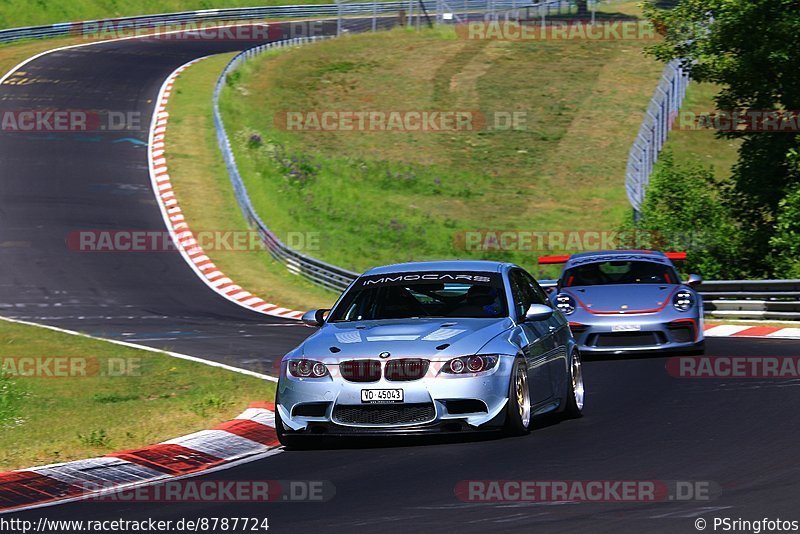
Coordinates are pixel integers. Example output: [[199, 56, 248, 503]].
[[148, 59, 304, 321], [0, 403, 281, 514], [704, 323, 800, 339]]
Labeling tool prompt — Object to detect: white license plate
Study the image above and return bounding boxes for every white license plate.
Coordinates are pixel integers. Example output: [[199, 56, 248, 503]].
[[361, 389, 403, 404], [612, 324, 642, 332]]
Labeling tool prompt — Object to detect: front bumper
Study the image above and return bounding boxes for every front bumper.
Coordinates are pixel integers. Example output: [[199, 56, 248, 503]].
[[569, 315, 703, 354], [276, 356, 515, 435]]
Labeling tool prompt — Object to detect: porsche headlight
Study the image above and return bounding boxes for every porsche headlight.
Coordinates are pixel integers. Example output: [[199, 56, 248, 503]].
[[672, 289, 694, 312], [555, 293, 576, 315]]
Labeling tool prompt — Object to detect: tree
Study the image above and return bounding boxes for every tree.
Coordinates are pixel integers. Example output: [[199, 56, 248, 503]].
[[644, 0, 800, 277], [629, 152, 744, 279]]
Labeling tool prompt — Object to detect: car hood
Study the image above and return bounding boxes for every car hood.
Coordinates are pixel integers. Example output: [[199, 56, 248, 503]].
[[296, 317, 514, 361], [563, 284, 681, 314]]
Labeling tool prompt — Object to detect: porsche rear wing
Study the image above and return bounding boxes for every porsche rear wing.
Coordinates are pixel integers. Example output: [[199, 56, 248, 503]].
[[537, 252, 687, 265]]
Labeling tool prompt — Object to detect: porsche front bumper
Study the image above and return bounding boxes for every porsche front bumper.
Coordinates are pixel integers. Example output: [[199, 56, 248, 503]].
[[569, 314, 704, 354]]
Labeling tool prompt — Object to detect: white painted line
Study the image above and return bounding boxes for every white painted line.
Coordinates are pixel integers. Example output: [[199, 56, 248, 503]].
[[0, 315, 278, 382]]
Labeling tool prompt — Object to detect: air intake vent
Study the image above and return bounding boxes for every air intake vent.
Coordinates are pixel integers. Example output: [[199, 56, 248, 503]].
[[333, 403, 435, 425]]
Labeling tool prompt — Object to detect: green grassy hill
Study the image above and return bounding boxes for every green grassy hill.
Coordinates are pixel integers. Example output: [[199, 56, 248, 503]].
[[219, 20, 663, 278]]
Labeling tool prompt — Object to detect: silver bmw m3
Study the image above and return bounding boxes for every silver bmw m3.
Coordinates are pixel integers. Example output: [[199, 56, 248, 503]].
[[275, 260, 584, 446]]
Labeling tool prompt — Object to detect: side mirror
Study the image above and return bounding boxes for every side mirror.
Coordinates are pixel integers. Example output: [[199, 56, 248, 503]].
[[524, 303, 554, 322], [301, 309, 329, 327], [686, 274, 703, 287]]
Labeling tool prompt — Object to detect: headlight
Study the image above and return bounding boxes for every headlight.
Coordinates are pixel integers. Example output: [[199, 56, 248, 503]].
[[673, 289, 694, 312], [555, 293, 576, 315], [442, 355, 499, 375], [287, 359, 330, 378]]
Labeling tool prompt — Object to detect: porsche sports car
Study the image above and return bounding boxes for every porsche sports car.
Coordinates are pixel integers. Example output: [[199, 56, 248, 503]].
[[275, 260, 584, 446], [540, 250, 704, 355]]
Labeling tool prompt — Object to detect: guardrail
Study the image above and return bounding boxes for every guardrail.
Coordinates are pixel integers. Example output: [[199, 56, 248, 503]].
[[699, 280, 800, 320], [213, 36, 360, 293], [625, 60, 689, 217]]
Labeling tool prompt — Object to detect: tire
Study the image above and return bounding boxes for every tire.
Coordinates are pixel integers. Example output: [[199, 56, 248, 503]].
[[504, 357, 532, 436], [563, 350, 585, 419]]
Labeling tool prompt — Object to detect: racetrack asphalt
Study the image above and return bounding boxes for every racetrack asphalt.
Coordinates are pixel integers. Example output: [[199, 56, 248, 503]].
[[1, 24, 799, 533]]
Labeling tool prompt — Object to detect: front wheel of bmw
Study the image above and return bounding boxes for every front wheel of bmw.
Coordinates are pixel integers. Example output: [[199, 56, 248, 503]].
[[563, 350, 585, 418], [504, 357, 532, 436]]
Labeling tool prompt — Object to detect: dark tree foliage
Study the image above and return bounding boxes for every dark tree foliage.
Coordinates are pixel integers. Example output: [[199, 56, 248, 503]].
[[643, 0, 800, 277]]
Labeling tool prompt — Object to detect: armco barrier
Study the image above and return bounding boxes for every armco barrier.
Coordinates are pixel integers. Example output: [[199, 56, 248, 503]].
[[698, 280, 800, 320], [212, 36, 360, 293]]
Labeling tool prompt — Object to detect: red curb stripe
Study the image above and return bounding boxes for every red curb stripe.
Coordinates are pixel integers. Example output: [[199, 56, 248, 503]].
[[149, 62, 303, 321], [731, 326, 781, 337], [109, 444, 224, 475], [0, 471, 83, 510], [213, 419, 279, 447]]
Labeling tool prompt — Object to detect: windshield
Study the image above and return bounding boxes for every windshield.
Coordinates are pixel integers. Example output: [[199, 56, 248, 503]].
[[562, 260, 679, 287], [328, 271, 508, 322]]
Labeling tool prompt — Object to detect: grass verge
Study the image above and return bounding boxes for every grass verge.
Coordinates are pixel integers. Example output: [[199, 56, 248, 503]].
[[0, 318, 274, 471], [219, 14, 664, 279], [656, 81, 740, 179], [165, 53, 337, 309]]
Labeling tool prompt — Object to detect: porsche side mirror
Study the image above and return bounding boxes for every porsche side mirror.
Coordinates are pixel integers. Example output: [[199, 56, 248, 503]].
[[686, 274, 703, 287], [301, 309, 329, 327], [525, 304, 554, 322]]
